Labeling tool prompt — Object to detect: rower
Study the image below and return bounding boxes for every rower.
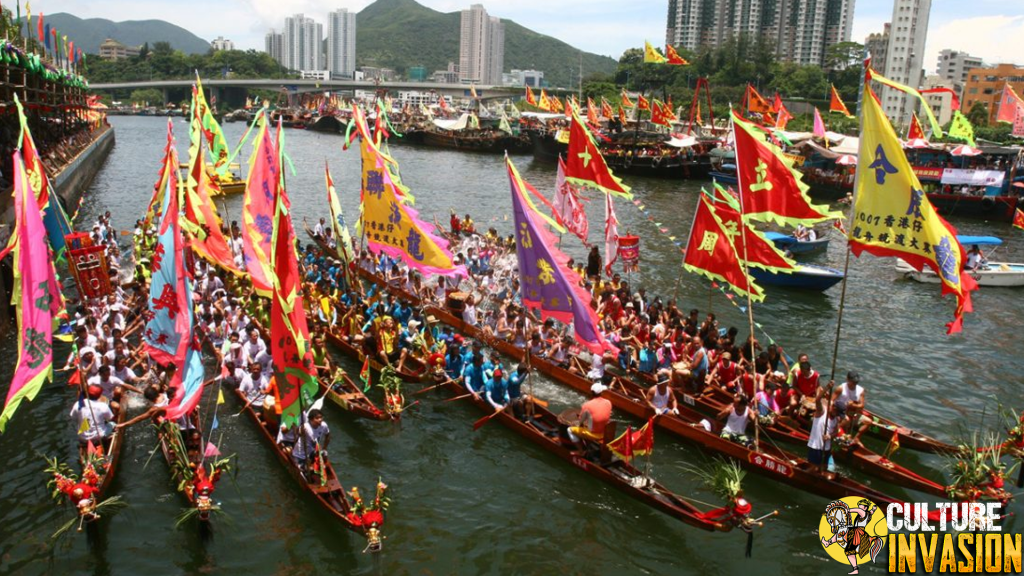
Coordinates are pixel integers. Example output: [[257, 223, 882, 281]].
[[484, 368, 510, 412], [788, 354, 821, 404], [708, 351, 739, 391], [88, 365, 141, 413], [507, 365, 529, 420], [313, 217, 326, 238], [645, 378, 679, 416], [462, 353, 487, 398], [806, 385, 838, 475], [717, 394, 755, 446], [240, 363, 271, 414], [445, 335, 466, 379], [567, 383, 613, 453], [70, 385, 115, 457], [832, 371, 868, 446], [377, 316, 408, 373]]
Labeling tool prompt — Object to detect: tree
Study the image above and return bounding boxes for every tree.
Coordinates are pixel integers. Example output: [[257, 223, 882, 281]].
[[967, 101, 989, 127], [129, 88, 164, 106], [825, 42, 864, 71]]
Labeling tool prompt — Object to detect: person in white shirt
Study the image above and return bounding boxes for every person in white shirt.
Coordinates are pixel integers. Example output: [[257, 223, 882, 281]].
[[291, 409, 331, 469], [88, 365, 140, 412], [111, 357, 139, 386], [243, 330, 267, 363], [70, 385, 115, 452], [240, 363, 271, 409], [313, 218, 326, 238]]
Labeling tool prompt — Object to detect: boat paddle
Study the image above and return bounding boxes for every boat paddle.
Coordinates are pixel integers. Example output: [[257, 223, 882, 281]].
[[413, 377, 456, 395], [472, 407, 505, 431], [443, 392, 475, 403]]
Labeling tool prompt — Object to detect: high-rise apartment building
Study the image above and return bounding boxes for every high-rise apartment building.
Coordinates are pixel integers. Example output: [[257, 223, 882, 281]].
[[327, 9, 357, 79], [879, 0, 931, 125], [265, 30, 284, 66], [936, 49, 984, 98], [458, 4, 504, 85], [664, 0, 855, 67], [864, 23, 890, 77], [284, 14, 323, 72]]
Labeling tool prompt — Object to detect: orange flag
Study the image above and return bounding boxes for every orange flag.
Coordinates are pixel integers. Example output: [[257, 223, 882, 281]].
[[907, 112, 925, 141], [565, 112, 631, 198], [586, 97, 599, 124], [829, 85, 853, 117], [618, 105, 627, 125], [601, 97, 614, 119], [525, 85, 537, 106], [637, 95, 650, 111], [621, 89, 634, 109], [745, 85, 772, 115], [665, 44, 689, 66]]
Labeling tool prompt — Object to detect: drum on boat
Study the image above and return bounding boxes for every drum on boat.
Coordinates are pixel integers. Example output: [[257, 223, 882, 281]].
[[446, 291, 469, 319]]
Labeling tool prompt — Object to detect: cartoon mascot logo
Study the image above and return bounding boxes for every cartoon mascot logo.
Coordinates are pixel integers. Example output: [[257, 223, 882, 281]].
[[818, 497, 887, 574]]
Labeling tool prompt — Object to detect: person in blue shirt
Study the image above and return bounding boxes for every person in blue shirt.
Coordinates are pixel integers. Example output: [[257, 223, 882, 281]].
[[618, 344, 637, 372], [445, 337, 465, 380], [484, 368, 509, 411], [507, 364, 529, 420], [463, 354, 487, 396], [638, 341, 658, 375]]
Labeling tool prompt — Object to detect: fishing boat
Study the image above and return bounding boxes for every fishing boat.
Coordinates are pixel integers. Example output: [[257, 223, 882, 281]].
[[748, 264, 845, 291], [308, 114, 347, 134], [422, 305, 944, 512], [925, 193, 1019, 222], [709, 163, 738, 185], [419, 127, 531, 154], [432, 371, 759, 533], [231, 387, 386, 551], [895, 236, 1024, 287], [318, 371, 388, 421], [762, 231, 830, 255]]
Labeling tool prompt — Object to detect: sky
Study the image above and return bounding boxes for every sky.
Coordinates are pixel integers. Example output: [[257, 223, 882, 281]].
[[43, 0, 1024, 70]]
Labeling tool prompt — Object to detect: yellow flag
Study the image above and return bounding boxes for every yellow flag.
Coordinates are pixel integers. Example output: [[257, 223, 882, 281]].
[[850, 82, 977, 334], [644, 41, 667, 64], [217, 389, 225, 405], [78, 416, 90, 434]]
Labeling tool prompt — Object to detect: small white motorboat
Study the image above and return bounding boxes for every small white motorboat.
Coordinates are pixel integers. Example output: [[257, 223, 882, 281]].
[[895, 235, 1024, 287]]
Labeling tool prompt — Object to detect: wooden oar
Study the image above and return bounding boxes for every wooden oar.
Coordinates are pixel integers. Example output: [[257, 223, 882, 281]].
[[444, 392, 475, 403], [526, 395, 549, 409], [473, 407, 504, 431], [392, 400, 420, 415], [414, 377, 456, 395]]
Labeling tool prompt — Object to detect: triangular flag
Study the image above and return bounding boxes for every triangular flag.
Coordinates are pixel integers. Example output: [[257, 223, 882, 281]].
[[204, 441, 221, 458], [665, 44, 689, 66], [565, 112, 632, 198], [643, 41, 667, 64], [829, 85, 853, 117], [217, 389, 225, 405]]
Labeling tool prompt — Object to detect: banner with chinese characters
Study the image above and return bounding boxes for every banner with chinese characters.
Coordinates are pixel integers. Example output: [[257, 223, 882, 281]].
[[911, 166, 943, 181], [940, 169, 1005, 187], [359, 136, 465, 277], [850, 82, 977, 334]]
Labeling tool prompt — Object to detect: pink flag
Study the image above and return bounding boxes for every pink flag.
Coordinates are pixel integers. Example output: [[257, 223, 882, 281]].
[[204, 441, 221, 458], [0, 152, 61, 432], [604, 192, 619, 276], [241, 115, 279, 295], [813, 107, 827, 138], [554, 157, 589, 244]]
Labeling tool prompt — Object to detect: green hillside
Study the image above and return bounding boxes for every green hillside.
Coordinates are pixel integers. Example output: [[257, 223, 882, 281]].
[[44, 12, 212, 55], [357, 0, 617, 87]]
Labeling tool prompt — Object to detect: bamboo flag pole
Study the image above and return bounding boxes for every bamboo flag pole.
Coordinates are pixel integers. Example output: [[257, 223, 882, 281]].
[[729, 111, 760, 452]]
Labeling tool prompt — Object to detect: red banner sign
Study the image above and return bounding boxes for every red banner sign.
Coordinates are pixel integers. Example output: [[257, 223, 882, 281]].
[[617, 235, 640, 273], [68, 244, 111, 300], [912, 166, 943, 180]]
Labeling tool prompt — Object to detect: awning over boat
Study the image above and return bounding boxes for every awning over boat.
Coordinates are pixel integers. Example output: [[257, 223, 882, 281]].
[[664, 135, 698, 148], [521, 112, 566, 121], [433, 113, 472, 131], [800, 137, 859, 158], [956, 235, 1003, 246]]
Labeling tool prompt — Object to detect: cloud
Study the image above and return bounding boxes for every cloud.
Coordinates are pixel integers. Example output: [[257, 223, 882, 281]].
[[924, 15, 1024, 69]]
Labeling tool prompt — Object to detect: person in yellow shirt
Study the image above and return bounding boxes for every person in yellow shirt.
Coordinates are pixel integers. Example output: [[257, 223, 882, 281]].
[[377, 316, 408, 373]]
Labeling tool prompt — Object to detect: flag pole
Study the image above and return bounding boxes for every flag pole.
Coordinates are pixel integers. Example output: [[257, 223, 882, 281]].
[[728, 111, 760, 452]]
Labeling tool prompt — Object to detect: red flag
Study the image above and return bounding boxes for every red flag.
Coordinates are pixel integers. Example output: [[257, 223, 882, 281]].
[[665, 44, 689, 66], [829, 85, 853, 117], [996, 84, 1024, 124], [684, 194, 764, 301], [565, 113, 631, 198], [907, 112, 926, 141], [525, 86, 536, 106], [607, 425, 634, 459], [637, 95, 650, 111], [631, 418, 655, 456], [601, 97, 614, 119], [732, 111, 841, 226], [650, 99, 672, 127], [37, 12, 43, 44], [554, 157, 589, 244], [706, 190, 796, 274], [1013, 208, 1024, 231], [618, 105, 626, 125], [586, 97, 599, 124]]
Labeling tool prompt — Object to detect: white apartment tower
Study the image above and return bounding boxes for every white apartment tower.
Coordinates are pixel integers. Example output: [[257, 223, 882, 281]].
[[879, 0, 931, 125], [665, 0, 855, 67], [284, 14, 323, 72], [264, 30, 284, 66], [328, 9, 357, 79], [936, 49, 983, 98], [458, 4, 504, 85], [211, 36, 235, 51]]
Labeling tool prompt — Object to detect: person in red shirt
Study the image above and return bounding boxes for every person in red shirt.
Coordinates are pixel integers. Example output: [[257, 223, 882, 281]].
[[788, 354, 821, 400], [449, 210, 462, 235], [708, 351, 740, 391], [568, 383, 613, 452]]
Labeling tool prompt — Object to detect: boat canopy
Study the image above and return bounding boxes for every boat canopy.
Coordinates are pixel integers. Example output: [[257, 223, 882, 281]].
[[956, 235, 1003, 246], [433, 113, 472, 131]]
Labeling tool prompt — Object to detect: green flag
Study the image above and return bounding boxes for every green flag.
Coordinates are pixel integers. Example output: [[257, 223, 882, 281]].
[[948, 110, 976, 147]]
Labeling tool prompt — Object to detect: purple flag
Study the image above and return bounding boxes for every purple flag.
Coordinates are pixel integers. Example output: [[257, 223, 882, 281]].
[[507, 157, 617, 356]]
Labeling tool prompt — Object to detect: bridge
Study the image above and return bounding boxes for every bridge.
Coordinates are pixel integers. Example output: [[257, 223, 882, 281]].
[[90, 78, 528, 103]]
